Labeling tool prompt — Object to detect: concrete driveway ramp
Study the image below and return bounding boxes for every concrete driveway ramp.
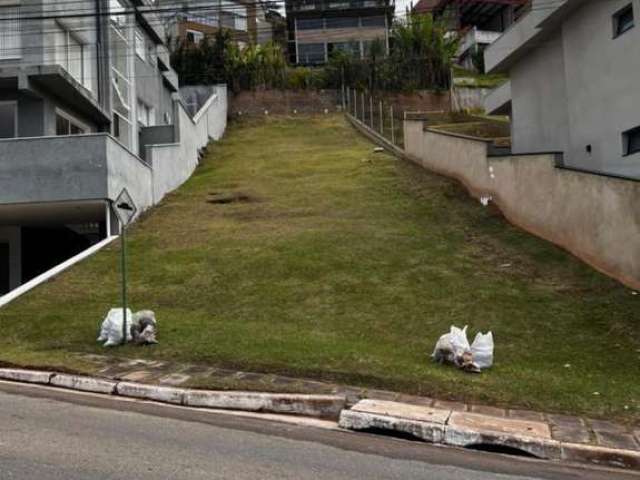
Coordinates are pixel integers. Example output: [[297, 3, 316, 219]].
[[339, 399, 450, 443], [445, 412, 561, 460]]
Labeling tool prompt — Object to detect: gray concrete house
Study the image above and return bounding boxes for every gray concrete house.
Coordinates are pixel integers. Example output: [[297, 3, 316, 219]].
[[0, 0, 227, 297], [484, 0, 640, 179]]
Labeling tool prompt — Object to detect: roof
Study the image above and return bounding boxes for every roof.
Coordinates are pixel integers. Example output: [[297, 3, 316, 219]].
[[413, 0, 439, 14]]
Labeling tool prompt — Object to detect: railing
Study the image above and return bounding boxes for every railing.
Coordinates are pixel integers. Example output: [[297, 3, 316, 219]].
[[291, 0, 390, 11], [344, 87, 405, 149]]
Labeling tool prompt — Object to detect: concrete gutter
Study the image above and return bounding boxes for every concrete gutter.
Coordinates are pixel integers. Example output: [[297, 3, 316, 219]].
[[339, 399, 640, 471]]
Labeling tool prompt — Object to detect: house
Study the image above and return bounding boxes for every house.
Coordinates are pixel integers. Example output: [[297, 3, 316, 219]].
[[161, 0, 259, 48], [285, 0, 394, 65], [431, 0, 530, 71], [412, 0, 439, 15], [484, 0, 640, 179], [0, 0, 227, 297]]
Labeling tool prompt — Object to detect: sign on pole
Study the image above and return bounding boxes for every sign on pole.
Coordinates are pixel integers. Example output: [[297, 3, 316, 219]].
[[113, 188, 137, 346]]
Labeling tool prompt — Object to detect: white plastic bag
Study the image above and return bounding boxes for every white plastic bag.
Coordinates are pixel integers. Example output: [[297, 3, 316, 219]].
[[97, 308, 133, 347], [432, 325, 494, 372], [471, 332, 494, 369]]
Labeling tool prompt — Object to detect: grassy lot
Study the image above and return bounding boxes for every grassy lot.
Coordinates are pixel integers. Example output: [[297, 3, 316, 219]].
[[1, 115, 638, 423]]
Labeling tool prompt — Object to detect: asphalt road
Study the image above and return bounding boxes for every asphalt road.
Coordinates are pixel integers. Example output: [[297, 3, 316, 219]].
[[0, 382, 636, 480]]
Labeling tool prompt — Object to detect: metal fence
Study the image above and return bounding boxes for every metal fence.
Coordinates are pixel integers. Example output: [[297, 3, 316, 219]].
[[342, 87, 405, 150]]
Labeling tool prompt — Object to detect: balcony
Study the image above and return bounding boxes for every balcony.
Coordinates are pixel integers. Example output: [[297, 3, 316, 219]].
[[0, 134, 153, 211], [457, 27, 502, 57], [290, 0, 391, 13], [484, 1, 567, 73]]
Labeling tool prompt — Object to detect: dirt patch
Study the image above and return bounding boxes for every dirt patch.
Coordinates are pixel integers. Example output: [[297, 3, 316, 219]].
[[207, 192, 256, 205]]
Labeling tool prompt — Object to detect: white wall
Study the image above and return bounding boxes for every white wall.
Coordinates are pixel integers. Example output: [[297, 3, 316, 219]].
[[561, 0, 640, 177], [148, 85, 228, 203], [510, 31, 570, 155]]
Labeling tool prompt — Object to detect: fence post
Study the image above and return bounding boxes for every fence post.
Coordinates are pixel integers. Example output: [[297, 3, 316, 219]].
[[390, 106, 395, 145], [379, 101, 383, 135], [369, 95, 374, 128], [353, 89, 357, 117], [361, 92, 365, 124]]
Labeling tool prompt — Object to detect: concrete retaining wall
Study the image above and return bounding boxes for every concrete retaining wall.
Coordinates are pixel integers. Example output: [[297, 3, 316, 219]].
[[148, 85, 228, 203], [404, 120, 640, 290], [229, 89, 340, 116]]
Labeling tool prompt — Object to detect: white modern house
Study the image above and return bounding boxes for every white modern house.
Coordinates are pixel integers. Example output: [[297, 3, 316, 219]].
[[484, 0, 640, 179], [0, 0, 227, 297]]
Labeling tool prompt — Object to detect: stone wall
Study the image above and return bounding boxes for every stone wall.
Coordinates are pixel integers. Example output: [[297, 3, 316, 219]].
[[229, 90, 341, 116], [403, 120, 640, 290]]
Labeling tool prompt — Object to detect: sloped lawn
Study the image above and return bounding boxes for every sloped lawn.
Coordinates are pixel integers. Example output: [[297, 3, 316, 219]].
[[1, 115, 638, 423]]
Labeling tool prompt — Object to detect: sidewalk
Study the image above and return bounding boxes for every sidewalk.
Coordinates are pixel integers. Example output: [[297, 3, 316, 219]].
[[80, 354, 639, 454], [1, 354, 639, 471]]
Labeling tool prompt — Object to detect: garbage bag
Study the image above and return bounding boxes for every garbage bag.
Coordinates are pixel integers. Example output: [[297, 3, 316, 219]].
[[97, 308, 133, 347], [131, 310, 158, 345], [432, 325, 493, 373], [471, 331, 494, 369]]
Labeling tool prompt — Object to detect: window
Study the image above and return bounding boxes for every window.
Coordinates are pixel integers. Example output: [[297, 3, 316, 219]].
[[325, 17, 359, 29], [55, 110, 87, 136], [297, 18, 323, 30], [0, 6, 21, 60], [623, 126, 640, 156], [298, 43, 325, 64], [110, 0, 127, 30], [0, 102, 17, 138], [328, 41, 360, 58], [135, 30, 146, 60], [613, 4, 634, 37], [186, 30, 204, 44], [361, 16, 386, 28], [137, 100, 155, 127]]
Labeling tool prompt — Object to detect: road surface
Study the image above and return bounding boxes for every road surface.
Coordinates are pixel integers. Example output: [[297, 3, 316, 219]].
[[0, 382, 635, 480]]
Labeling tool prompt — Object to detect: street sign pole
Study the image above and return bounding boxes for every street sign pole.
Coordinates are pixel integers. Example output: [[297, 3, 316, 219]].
[[113, 188, 137, 346], [120, 224, 128, 345]]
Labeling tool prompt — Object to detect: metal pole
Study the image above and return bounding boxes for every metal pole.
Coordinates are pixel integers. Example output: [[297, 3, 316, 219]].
[[390, 106, 395, 145], [361, 92, 365, 124], [369, 95, 374, 128], [353, 89, 357, 117], [379, 100, 383, 134], [120, 226, 128, 345]]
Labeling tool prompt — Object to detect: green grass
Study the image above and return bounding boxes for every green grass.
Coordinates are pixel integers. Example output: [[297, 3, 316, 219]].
[[1, 115, 639, 423], [452, 66, 508, 89]]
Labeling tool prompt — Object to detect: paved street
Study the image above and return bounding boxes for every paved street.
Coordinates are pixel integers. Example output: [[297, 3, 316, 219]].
[[0, 383, 636, 480]]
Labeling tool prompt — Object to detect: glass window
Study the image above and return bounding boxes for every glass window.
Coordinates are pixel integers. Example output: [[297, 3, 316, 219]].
[[135, 30, 146, 60], [328, 41, 360, 57], [56, 112, 86, 136], [325, 17, 359, 29], [0, 102, 17, 138], [186, 30, 204, 44], [613, 4, 634, 37], [361, 16, 386, 27], [623, 126, 640, 156], [298, 43, 325, 64], [297, 18, 323, 30], [110, 0, 127, 30], [0, 6, 21, 60]]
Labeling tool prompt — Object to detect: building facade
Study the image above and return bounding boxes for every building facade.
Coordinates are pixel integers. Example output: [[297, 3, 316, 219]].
[[431, 0, 529, 71], [485, 0, 640, 179], [161, 0, 260, 48], [285, 0, 394, 65], [0, 0, 227, 297]]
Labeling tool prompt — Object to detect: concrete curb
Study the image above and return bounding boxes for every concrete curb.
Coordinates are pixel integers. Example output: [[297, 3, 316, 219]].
[[339, 400, 640, 472], [0, 368, 344, 420], [1, 368, 638, 472]]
